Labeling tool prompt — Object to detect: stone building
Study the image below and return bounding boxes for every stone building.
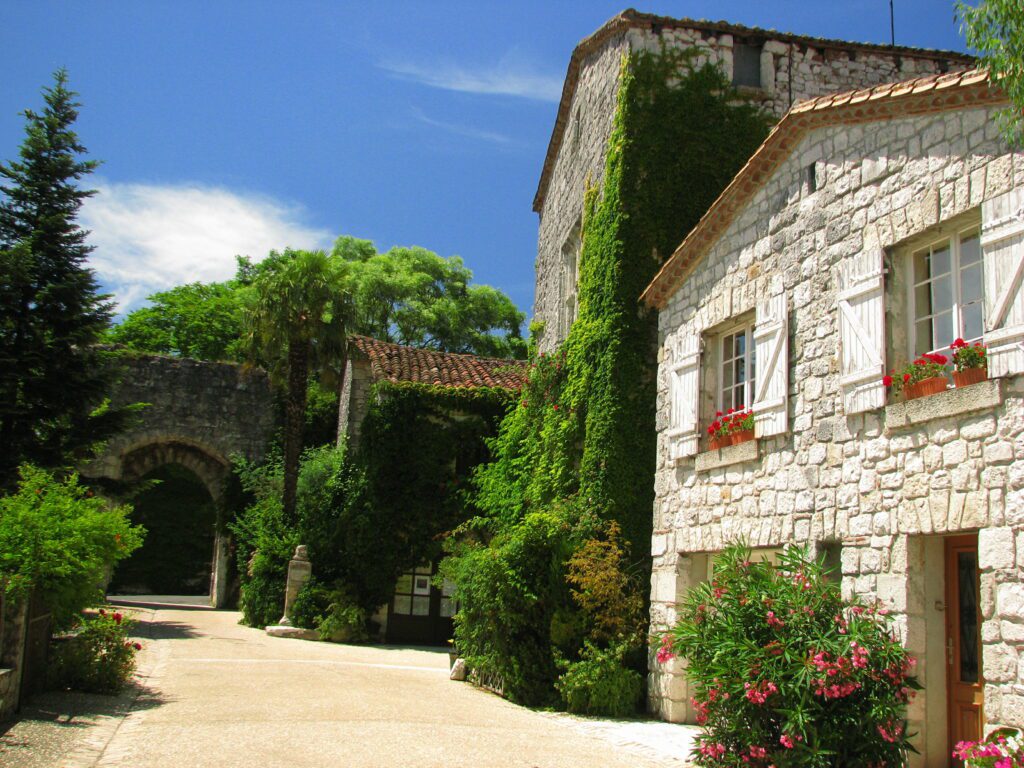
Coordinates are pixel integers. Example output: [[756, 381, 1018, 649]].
[[532, 9, 972, 353], [642, 68, 1021, 764], [337, 335, 526, 645]]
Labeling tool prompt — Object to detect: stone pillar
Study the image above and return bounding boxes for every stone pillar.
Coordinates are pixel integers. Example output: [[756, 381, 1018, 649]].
[[279, 545, 312, 627]]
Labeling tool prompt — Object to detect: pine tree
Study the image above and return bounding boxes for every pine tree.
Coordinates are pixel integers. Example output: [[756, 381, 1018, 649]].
[[0, 70, 125, 487]]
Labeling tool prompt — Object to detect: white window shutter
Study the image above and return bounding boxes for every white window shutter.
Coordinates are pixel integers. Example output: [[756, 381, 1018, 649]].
[[982, 188, 1024, 378], [837, 248, 886, 414], [753, 292, 788, 437], [668, 334, 700, 460]]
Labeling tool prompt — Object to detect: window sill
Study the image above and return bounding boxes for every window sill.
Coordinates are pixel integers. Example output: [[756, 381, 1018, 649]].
[[694, 438, 759, 471], [884, 378, 1003, 431]]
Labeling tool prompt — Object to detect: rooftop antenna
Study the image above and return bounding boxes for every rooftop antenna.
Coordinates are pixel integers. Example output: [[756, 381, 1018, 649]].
[[890, 0, 895, 45]]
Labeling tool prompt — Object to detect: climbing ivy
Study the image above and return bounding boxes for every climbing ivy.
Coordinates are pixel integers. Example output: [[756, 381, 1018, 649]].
[[445, 48, 773, 706]]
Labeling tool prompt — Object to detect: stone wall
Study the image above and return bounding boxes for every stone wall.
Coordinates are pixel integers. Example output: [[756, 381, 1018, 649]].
[[649, 102, 1024, 764], [84, 354, 275, 491], [336, 357, 373, 447], [533, 22, 970, 353]]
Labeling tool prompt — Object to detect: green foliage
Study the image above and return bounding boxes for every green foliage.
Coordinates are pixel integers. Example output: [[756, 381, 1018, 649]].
[[229, 454, 296, 627], [445, 48, 772, 707], [290, 580, 368, 643], [47, 608, 140, 694], [0, 70, 131, 486], [106, 280, 246, 361], [555, 641, 642, 717], [0, 465, 143, 626], [958, 0, 1024, 146], [108, 464, 216, 595], [666, 544, 919, 767], [110, 240, 526, 363], [333, 236, 526, 359], [244, 247, 352, 522]]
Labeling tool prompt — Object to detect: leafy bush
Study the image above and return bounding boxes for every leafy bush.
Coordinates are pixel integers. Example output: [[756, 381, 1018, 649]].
[[664, 544, 919, 767], [289, 579, 368, 643], [47, 608, 141, 694], [556, 641, 642, 717], [0, 465, 144, 626]]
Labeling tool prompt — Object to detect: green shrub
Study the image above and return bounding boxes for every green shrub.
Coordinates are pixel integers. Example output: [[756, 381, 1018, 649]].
[[556, 641, 642, 717], [665, 543, 919, 767], [47, 608, 141, 694], [0, 465, 143, 626], [289, 580, 368, 643]]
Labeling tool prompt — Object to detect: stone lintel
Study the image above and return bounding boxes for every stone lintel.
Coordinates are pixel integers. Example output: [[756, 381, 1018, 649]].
[[884, 379, 1003, 432], [694, 438, 759, 471]]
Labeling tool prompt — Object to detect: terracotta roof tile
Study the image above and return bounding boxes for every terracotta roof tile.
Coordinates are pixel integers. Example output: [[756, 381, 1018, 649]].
[[640, 68, 1007, 309], [349, 335, 527, 391]]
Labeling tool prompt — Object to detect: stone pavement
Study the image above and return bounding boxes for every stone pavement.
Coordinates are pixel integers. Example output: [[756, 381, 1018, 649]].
[[1, 604, 698, 768]]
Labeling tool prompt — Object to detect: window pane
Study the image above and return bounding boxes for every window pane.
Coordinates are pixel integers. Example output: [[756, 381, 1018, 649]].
[[412, 596, 430, 616], [933, 311, 954, 350], [932, 275, 953, 315], [393, 595, 412, 615], [395, 575, 413, 594], [734, 333, 745, 359], [914, 283, 933, 319], [722, 334, 733, 359], [958, 551, 979, 684], [722, 360, 733, 389], [913, 249, 931, 284], [915, 319, 934, 356], [440, 598, 455, 618], [960, 231, 981, 266], [961, 263, 982, 304], [963, 303, 984, 342], [931, 243, 951, 276], [735, 356, 745, 385]]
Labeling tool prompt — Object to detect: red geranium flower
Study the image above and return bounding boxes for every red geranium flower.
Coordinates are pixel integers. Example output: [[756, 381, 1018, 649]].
[[882, 375, 893, 387]]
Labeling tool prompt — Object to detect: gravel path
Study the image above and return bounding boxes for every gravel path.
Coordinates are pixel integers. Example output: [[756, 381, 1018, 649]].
[[0, 603, 697, 767]]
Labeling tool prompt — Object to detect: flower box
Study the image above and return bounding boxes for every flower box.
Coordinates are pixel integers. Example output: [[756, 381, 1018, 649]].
[[730, 428, 755, 446], [903, 376, 947, 400], [708, 435, 729, 451], [953, 367, 987, 388]]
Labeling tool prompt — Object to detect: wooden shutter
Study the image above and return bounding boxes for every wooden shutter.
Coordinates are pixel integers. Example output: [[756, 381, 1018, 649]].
[[837, 248, 886, 414], [753, 292, 788, 437], [982, 188, 1024, 378], [668, 334, 700, 460]]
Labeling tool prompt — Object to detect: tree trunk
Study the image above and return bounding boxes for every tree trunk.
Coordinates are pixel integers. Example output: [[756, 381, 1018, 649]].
[[334, 336, 349, 447], [282, 340, 309, 524]]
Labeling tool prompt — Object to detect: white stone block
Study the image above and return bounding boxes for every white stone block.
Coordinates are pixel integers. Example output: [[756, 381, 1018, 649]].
[[980, 527, 1015, 571]]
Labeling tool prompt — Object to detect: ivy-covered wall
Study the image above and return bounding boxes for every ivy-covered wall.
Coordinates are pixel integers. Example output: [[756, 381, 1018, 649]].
[[444, 48, 772, 707]]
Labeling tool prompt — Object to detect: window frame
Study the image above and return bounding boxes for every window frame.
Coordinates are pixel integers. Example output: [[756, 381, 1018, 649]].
[[716, 319, 757, 413], [905, 225, 984, 358]]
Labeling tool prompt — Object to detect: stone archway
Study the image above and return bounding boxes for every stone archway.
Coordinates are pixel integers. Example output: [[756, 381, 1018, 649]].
[[114, 439, 234, 607]]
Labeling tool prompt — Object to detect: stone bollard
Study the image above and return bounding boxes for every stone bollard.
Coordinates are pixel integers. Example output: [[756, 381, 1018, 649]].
[[265, 545, 318, 640], [278, 545, 312, 626]]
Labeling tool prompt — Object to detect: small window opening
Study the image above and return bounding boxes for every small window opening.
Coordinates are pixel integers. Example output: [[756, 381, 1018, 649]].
[[733, 43, 763, 88], [804, 163, 817, 195]]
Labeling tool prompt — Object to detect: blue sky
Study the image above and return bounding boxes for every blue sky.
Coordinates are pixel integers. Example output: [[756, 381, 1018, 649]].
[[0, 1, 971, 320]]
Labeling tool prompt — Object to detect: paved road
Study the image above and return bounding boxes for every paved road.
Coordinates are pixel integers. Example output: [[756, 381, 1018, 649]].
[[2, 605, 696, 768]]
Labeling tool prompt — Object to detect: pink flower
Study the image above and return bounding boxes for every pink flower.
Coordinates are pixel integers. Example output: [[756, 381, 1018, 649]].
[[766, 611, 784, 629], [780, 735, 794, 749]]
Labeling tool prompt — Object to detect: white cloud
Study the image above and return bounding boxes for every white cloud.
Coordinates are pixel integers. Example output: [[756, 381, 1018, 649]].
[[410, 107, 515, 145], [379, 51, 562, 102], [81, 181, 332, 313]]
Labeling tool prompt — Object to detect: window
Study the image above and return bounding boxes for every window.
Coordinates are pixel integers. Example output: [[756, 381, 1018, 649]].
[[732, 43, 763, 88], [908, 227, 983, 356], [559, 222, 582, 338], [718, 322, 757, 412]]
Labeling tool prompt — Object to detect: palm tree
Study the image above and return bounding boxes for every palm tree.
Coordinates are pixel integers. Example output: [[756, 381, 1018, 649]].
[[244, 248, 351, 522]]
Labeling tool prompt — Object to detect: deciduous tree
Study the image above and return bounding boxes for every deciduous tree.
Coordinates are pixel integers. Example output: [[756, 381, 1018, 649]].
[[958, 0, 1024, 146]]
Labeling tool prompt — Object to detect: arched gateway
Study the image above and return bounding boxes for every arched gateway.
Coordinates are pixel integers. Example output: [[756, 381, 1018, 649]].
[[82, 355, 275, 607]]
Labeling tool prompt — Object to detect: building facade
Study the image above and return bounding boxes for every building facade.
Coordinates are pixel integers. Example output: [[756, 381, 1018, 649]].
[[532, 9, 972, 353], [642, 69, 1022, 765]]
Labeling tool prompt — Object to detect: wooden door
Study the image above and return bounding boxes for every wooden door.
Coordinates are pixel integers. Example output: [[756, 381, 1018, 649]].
[[946, 534, 983, 760], [385, 563, 455, 646]]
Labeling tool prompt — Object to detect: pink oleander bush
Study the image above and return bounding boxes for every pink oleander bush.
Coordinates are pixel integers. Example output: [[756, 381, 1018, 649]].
[[662, 543, 920, 767], [955, 728, 1024, 767]]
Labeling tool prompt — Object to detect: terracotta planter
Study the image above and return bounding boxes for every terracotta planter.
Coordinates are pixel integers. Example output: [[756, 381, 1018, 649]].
[[903, 376, 948, 401], [731, 428, 755, 445], [953, 368, 987, 388], [708, 434, 728, 451]]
